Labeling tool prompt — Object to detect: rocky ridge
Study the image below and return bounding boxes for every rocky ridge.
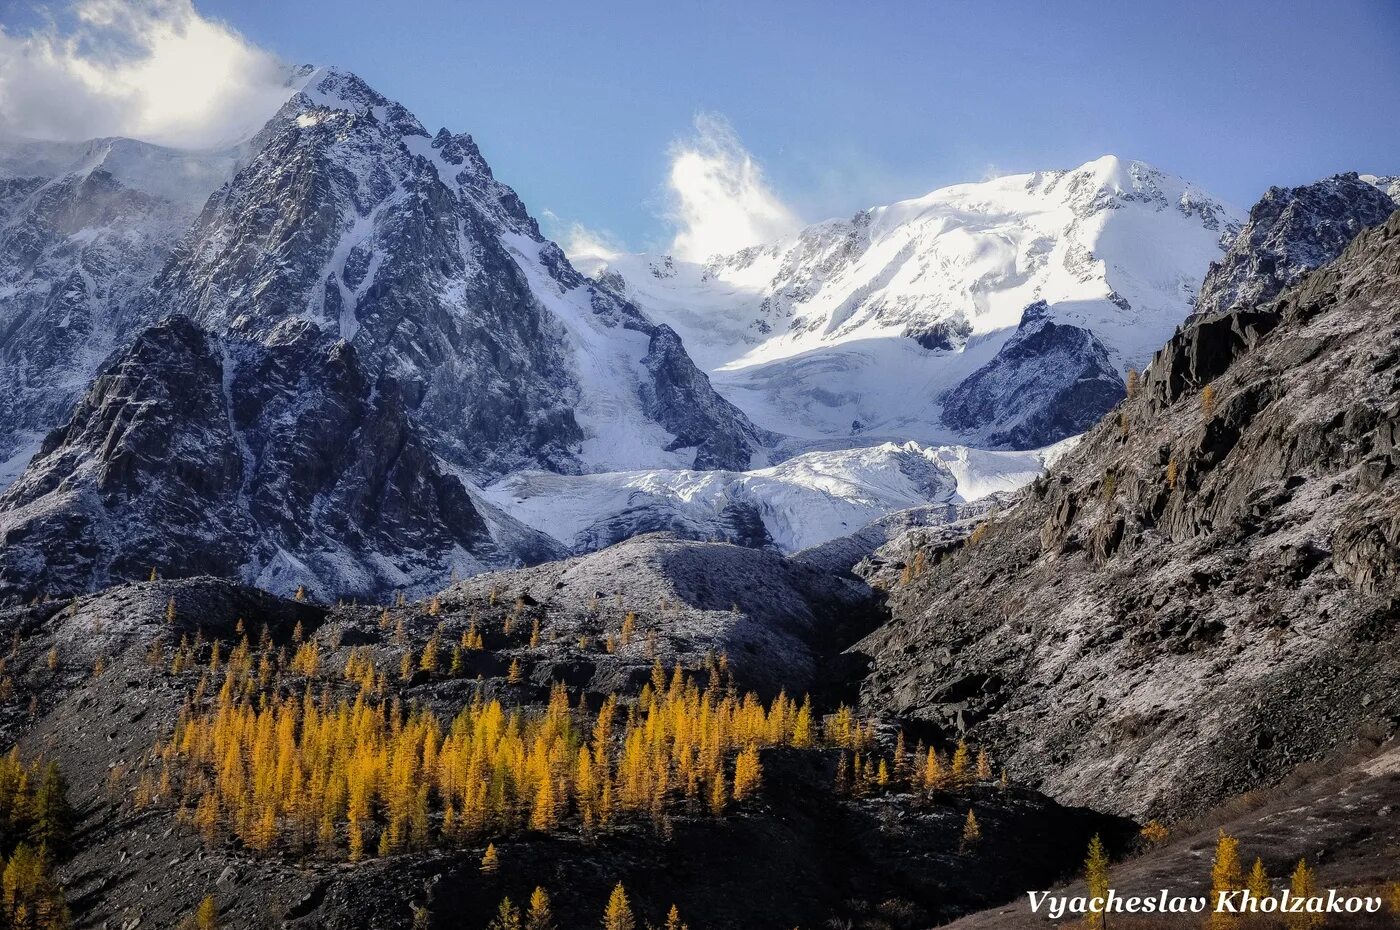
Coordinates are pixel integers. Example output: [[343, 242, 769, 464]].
[[857, 197, 1400, 820], [0, 316, 562, 600]]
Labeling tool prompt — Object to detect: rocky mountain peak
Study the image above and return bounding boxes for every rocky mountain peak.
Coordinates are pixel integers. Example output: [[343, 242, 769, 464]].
[[0, 66, 765, 597], [1194, 171, 1395, 318], [939, 299, 1124, 448], [0, 313, 565, 599]]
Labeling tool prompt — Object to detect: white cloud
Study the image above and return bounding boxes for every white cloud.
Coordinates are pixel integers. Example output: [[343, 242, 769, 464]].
[[560, 222, 623, 262], [540, 208, 624, 264], [0, 0, 294, 149], [666, 112, 801, 262]]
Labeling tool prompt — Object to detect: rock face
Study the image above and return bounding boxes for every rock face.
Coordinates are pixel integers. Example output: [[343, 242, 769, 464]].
[[857, 204, 1400, 820], [940, 301, 1125, 448], [150, 68, 764, 478], [1194, 172, 1394, 318], [0, 316, 562, 599], [441, 532, 881, 697], [0, 137, 239, 474]]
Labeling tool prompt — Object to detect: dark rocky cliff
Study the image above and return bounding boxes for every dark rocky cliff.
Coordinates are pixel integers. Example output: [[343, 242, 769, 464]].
[[860, 203, 1400, 820]]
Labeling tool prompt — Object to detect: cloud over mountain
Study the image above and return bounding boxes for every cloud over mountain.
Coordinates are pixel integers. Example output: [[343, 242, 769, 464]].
[[0, 0, 292, 149], [667, 112, 801, 262]]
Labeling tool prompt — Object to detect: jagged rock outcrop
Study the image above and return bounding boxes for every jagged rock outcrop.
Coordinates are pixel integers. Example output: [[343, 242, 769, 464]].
[[940, 301, 1125, 448], [1194, 172, 1394, 318], [858, 205, 1400, 820], [0, 316, 562, 599], [0, 137, 238, 472]]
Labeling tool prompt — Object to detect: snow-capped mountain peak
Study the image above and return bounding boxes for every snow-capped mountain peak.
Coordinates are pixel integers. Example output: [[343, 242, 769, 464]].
[[577, 155, 1242, 450], [150, 66, 765, 478]]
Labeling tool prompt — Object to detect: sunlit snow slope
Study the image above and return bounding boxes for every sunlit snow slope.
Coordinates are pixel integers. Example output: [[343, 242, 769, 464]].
[[576, 156, 1242, 450], [481, 441, 1052, 554]]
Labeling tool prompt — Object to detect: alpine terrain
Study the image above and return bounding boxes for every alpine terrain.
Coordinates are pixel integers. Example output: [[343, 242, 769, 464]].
[[0, 40, 1396, 930], [575, 156, 1243, 451]]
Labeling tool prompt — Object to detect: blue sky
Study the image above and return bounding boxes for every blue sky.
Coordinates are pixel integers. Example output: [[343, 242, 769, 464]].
[[3, 0, 1399, 252]]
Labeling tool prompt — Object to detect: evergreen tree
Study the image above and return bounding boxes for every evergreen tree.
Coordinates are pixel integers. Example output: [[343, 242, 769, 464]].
[[1139, 820, 1168, 846], [488, 897, 522, 930], [1084, 835, 1109, 930], [975, 748, 992, 781], [663, 904, 687, 930], [950, 740, 971, 784], [732, 744, 761, 800], [603, 883, 635, 930], [1285, 859, 1322, 930], [960, 809, 981, 850], [27, 763, 73, 854], [1208, 831, 1244, 930], [525, 887, 555, 930], [1246, 857, 1269, 902], [791, 696, 813, 748], [195, 895, 218, 930]]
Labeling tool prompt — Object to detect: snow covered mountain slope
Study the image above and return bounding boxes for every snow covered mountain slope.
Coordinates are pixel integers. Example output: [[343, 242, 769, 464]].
[[481, 441, 1050, 554], [0, 136, 243, 478], [152, 67, 764, 478], [1362, 174, 1400, 200], [576, 156, 1242, 450], [0, 66, 765, 597]]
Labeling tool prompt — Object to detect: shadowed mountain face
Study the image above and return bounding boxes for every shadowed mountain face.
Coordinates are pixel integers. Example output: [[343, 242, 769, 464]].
[[940, 300, 1125, 448], [858, 205, 1400, 821], [0, 315, 564, 599], [1193, 172, 1394, 319], [0, 137, 240, 470]]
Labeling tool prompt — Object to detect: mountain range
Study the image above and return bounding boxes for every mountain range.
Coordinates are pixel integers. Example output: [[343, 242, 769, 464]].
[[0, 66, 1393, 600], [0, 55, 1396, 930], [574, 155, 1241, 450]]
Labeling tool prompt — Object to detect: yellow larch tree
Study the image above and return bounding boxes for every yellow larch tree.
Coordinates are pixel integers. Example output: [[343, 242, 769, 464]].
[[525, 887, 555, 930], [1285, 859, 1322, 930], [603, 883, 635, 930], [1209, 830, 1244, 930], [1084, 834, 1109, 930], [961, 809, 981, 850]]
